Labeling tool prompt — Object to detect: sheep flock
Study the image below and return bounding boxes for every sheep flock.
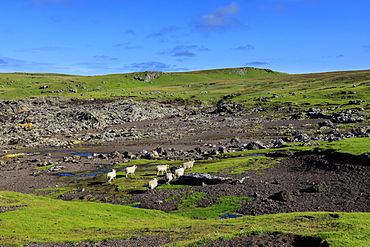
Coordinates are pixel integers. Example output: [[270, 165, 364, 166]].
[[106, 160, 195, 191]]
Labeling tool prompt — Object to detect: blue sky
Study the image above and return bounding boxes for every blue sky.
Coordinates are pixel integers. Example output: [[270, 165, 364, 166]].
[[0, 0, 369, 75]]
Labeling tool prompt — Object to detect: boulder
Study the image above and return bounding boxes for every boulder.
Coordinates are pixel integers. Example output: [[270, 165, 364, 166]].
[[179, 172, 232, 185], [268, 190, 293, 202], [301, 181, 327, 193], [246, 141, 266, 150], [318, 120, 334, 127]]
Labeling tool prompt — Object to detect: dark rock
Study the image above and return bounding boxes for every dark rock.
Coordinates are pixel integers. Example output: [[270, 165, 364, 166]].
[[271, 138, 286, 147], [318, 120, 334, 127], [218, 146, 227, 153], [179, 172, 232, 185], [332, 109, 365, 123], [246, 141, 266, 150], [212, 100, 246, 114], [301, 181, 327, 193], [170, 166, 181, 174], [305, 108, 329, 118], [268, 191, 293, 201], [295, 133, 310, 142], [230, 176, 250, 185], [230, 137, 240, 143]]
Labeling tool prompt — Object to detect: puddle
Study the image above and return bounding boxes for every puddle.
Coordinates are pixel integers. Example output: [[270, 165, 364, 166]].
[[130, 205, 144, 209], [219, 213, 244, 219], [39, 150, 105, 157], [57, 167, 110, 179], [248, 154, 264, 157], [60, 150, 101, 157]]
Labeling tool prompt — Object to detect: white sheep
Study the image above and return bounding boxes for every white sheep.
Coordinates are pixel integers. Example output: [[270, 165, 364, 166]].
[[156, 164, 169, 175], [181, 159, 195, 170], [165, 172, 174, 184], [125, 165, 137, 177], [174, 167, 184, 179], [148, 178, 158, 190], [106, 169, 116, 183]]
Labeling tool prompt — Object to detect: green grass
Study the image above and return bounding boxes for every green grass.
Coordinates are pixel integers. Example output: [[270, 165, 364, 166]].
[[3, 68, 370, 114], [2, 68, 370, 246], [314, 137, 370, 156], [0, 68, 284, 101], [0, 191, 181, 245], [0, 191, 369, 246], [170, 195, 251, 220], [193, 156, 278, 174]]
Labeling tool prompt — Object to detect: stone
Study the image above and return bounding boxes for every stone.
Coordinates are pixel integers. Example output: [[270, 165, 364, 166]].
[[246, 141, 266, 150], [268, 191, 293, 202], [179, 172, 232, 185]]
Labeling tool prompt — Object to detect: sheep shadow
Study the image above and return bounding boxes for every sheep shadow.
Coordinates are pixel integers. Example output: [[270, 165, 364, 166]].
[[128, 189, 147, 195], [88, 181, 106, 186]]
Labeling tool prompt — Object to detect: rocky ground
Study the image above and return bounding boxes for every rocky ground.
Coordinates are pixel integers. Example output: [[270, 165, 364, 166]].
[[0, 97, 369, 246]]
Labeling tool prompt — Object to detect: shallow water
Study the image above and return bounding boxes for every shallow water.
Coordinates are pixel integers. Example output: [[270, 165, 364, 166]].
[[248, 154, 264, 157], [39, 149, 105, 157], [54, 150, 103, 157], [58, 167, 111, 179], [219, 213, 244, 219]]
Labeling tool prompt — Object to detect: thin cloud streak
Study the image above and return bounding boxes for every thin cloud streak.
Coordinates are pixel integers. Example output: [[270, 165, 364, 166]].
[[0, 56, 65, 73], [124, 61, 188, 72], [113, 43, 143, 49], [231, 45, 255, 50], [93, 55, 118, 61], [28, 0, 75, 7], [159, 45, 209, 57], [16, 46, 71, 52], [146, 26, 181, 38], [245, 61, 269, 66]]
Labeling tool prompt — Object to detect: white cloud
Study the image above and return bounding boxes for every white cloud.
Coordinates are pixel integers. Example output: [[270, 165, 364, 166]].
[[192, 2, 244, 33]]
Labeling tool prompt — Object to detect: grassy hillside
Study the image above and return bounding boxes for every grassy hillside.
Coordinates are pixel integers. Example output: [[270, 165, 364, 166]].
[[1, 68, 370, 115], [0, 67, 285, 100]]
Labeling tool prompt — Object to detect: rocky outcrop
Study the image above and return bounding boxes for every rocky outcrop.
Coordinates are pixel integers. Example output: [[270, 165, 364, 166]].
[[211, 100, 246, 114], [332, 109, 365, 123], [133, 71, 168, 83], [0, 97, 185, 147]]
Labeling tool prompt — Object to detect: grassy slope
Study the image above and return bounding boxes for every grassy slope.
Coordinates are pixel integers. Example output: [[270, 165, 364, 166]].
[[1, 68, 370, 246], [0, 68, 284, 100], [0, 191, 369, 246], [2, 69, 370, 113]]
